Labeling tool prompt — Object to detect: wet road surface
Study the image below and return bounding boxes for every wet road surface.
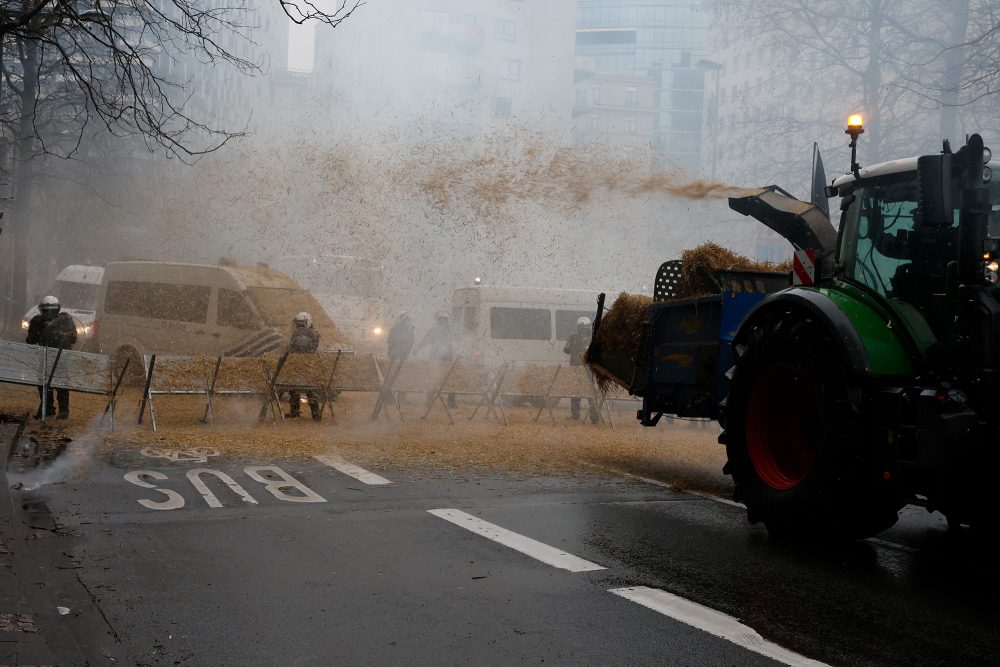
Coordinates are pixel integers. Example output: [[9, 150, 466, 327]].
[[11, 444, 1000, 666]]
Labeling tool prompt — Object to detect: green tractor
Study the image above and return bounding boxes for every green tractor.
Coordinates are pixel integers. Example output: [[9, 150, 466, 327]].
[[588, 118, 998, 539]]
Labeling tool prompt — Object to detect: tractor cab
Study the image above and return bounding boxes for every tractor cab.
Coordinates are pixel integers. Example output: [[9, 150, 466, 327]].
[[829, 132, 995, 371]]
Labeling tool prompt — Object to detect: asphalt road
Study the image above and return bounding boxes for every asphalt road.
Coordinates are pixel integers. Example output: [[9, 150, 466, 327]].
[[9, 442, 1000, 666]]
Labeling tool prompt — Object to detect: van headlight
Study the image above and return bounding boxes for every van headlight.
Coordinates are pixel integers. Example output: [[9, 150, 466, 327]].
[[371, 325, 384, 337], [20, 319, 29, 330]]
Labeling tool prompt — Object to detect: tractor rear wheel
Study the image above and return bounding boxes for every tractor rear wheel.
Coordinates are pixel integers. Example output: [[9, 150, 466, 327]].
[[720, 307, 901, 540]]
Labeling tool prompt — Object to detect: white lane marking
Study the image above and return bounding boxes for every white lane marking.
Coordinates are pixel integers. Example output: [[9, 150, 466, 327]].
[[610, 587, 829, 667], [428, 509, 605, 573], [578, 461, 745, 508], [314, 454, 392, 486]]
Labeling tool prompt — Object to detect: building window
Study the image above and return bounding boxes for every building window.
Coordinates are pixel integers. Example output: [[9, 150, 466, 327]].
[[625, 116, 637, 134], [625, 86, 638, 105], [501, 58, 521, 81], [495, 18, 515, 41], [432, 10, 449, 33], [493, 96, 512, 118]]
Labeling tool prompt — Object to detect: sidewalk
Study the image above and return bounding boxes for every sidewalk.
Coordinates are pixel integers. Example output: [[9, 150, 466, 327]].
[[0, 421, 58, 666]]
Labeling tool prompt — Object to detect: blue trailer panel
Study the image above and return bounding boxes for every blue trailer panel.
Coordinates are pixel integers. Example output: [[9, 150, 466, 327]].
[[638, 291, 766, 424]]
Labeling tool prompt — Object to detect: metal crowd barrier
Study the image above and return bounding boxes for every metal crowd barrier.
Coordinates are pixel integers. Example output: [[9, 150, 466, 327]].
[[0, 340, 129, 429], [0, 341, 613, 431]]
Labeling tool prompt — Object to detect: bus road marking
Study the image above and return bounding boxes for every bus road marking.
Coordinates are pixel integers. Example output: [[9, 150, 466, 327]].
[[124, 466, 325, 510]]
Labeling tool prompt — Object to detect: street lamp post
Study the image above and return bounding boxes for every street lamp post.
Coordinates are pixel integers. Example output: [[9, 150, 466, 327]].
[[696, 58, 724, 180]]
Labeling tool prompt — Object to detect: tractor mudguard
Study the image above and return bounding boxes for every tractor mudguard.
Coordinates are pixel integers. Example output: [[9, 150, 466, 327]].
[[734, 285, 917, 378]]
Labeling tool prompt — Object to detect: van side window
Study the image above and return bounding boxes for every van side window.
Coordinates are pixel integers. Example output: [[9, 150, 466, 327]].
[[490, 307, 551, 340], [105, 281, 210, 324], [218, 289, 259, 330], [555, 310, 593, 341]]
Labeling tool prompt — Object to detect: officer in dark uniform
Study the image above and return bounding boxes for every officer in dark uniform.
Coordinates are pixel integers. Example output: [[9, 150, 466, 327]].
[[386, 311, 415, 403], [387, 311, 415, 363], [414, 309, 457, 408], [26, 295, 77, 419], [286, 311, 322, 420], [564, 316, 598, 423]]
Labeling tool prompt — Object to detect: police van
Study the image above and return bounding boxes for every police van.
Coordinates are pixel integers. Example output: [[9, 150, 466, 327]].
[[450, 285, 602, 366], [93, 260, 349, 372]]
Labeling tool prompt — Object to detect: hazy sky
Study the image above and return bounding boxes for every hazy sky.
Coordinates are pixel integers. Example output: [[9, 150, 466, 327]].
[[287, 21, 314, 71]]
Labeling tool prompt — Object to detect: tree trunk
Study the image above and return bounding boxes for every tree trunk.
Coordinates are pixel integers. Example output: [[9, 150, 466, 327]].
[[939, 0, 970, 143], [5, 35, 39, 333]]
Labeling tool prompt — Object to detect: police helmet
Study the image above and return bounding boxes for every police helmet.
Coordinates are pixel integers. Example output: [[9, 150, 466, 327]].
[[293, 312, 312, 327], [39, 295, 60, 314], [436, 309, 450, 319], [576, 316, 591, 327]]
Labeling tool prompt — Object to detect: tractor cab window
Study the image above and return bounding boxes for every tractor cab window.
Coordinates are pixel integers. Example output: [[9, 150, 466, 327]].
[[841, 173, 956, 300]]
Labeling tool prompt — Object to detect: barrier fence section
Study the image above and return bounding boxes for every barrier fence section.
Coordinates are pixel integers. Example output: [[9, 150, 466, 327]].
[[202, 356, 272, 424], [0, 340, 43, 387], [372, 356, 491, 424], [264, 350, 385, 422], [264, 350, 332, 420], [141, 355, 212, 431], [439, 358, 495, 423], [494, 363, 559, 425], [141, 353, 305, 429], [546, 364, 608, 426], [373, 357, 438, 421], [330, 353, 384, 393], [0, 341, 127, 429], [492, 362, 608, 426]]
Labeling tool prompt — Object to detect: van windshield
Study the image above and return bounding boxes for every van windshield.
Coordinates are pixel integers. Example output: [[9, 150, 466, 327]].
[[50, 280, 101, 310], [246, 288, 335, 328]]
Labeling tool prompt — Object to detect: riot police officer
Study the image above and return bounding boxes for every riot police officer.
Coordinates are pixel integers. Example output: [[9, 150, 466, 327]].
[[564, 316, 598, 423], [414, 309, 457, 408], [26, 296, 77, 419], [286, 311, 322, 420]]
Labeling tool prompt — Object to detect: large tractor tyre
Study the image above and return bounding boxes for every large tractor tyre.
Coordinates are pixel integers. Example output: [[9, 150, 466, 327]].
[[720, 307, 901, 540]]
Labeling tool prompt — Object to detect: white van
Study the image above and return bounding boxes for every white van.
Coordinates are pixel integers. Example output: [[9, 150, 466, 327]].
[[450, 286, 602, 365], [94, 261, 350, 367], [22, 265, 105, 345]]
